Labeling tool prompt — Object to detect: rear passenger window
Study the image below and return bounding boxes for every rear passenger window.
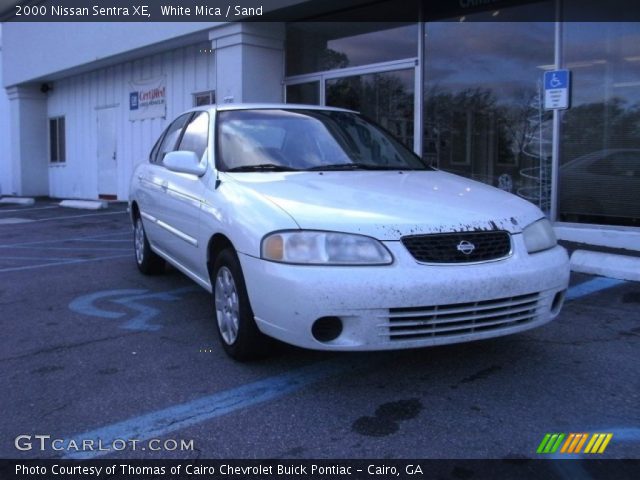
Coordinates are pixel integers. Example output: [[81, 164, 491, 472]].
[[178, 112, 209, 161]]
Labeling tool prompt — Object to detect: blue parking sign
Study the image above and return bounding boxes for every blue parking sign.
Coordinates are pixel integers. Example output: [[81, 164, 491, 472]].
[[544, 70, 570, 110]]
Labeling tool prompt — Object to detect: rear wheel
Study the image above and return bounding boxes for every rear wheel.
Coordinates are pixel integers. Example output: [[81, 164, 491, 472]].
[[212, 248, 272, 361], [133, 216, 165, 274]]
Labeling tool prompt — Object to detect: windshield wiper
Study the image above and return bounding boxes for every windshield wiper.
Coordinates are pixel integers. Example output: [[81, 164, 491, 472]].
[[227, 163, 299, 172], [306, 163, 422, 171]]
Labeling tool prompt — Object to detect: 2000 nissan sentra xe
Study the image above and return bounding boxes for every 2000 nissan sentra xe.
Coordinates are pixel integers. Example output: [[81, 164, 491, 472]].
[[129, 104, 570, 360]]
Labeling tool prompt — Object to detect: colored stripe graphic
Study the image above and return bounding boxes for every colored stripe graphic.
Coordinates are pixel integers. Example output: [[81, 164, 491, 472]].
[[561, 433, 588, 453], [585, 433, 613, 454], [540, 433, 613, 454], [574, 433, 589, 453], [537, 433, 552, 453], [560, 433, 575, 453], [538, 433, 566, 453]]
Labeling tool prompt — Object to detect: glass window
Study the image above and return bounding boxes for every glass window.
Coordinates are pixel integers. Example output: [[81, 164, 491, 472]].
[[326, 69, 415, 149], [153, 113, 191, 164], [286, 82, 320, 105], [193, 91, 215, 107], [49, 117, 66, 163], [286, 22, 418, 76], [423, 3, 555, 213], [178, 112, 209, 161], [216, 109, 428, 172], [558, 22, 640, 226]]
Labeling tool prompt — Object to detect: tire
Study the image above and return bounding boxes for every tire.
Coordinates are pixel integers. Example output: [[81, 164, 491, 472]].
[[212, 248, 272, 361], [133, 216, 165, 275]]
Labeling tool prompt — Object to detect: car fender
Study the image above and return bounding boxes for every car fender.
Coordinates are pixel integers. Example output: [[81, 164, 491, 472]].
[[199, 172, 300, 259]]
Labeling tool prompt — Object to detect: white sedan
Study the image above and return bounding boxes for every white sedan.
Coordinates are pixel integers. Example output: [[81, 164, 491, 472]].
[[129, 104, 570, 360]]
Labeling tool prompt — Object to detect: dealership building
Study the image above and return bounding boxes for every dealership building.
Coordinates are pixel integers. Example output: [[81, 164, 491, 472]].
[[0, 0, 638, 249]]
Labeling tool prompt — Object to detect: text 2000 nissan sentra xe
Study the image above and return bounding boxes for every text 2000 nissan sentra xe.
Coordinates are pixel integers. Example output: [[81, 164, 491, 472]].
[[129, 104, 570, 360]]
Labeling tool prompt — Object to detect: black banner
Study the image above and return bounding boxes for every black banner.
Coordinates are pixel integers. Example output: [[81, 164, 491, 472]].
[[2, 0, 640, 22], [1, 459, 640, 480]]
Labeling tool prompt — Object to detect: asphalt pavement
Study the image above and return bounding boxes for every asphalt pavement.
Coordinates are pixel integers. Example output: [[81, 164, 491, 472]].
[[1, 200, 638, 461]]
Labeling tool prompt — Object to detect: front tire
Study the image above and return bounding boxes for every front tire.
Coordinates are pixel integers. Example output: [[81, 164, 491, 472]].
[[212, 248, 272, 361], [133, 216, 165, 275]]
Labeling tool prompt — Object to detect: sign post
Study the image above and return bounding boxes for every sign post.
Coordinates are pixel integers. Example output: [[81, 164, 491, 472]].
[[543, 70, 570, 110]]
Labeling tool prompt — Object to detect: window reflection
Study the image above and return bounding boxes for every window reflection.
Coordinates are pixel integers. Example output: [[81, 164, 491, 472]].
[[423, 3, 554, 213], [286, 82, 320, 105], [326, 69, 415, 149], [286, 23, 417, 76], [559, 23, 640, 226]]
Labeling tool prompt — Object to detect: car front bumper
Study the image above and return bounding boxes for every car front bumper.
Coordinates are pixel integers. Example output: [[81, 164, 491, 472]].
[[239, 235, 570, 351]]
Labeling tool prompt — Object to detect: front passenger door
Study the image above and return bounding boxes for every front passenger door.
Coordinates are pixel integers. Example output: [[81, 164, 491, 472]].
[[137, 113, 192, 253], [162, 111, 210, 274]]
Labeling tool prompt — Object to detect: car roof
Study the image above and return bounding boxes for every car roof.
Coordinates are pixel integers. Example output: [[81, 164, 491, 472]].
[[184, 103, 357, 115]]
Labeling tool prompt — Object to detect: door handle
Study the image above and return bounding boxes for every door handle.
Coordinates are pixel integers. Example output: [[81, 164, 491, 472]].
[[161, 181, 169, 191]]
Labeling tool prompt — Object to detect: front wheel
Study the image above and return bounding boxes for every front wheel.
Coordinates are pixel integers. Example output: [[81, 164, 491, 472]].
[[212, 248, 272, 361], [133, 216, 165, 275]]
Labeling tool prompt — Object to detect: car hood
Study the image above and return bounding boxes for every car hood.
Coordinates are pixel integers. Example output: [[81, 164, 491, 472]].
[[224, 170, 544, 240]]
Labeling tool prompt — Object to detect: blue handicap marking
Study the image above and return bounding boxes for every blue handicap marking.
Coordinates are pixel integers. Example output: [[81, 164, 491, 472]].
[[544, 69, 569, 90], [69, 287, 198, 331]]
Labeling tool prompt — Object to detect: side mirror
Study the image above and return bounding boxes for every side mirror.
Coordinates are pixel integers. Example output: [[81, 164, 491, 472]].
[[163, 151, 207, 176]]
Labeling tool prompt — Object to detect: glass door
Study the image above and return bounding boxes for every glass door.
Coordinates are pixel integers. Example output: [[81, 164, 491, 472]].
[[285, 60, 419, 152], [325, 69, 415, 150]]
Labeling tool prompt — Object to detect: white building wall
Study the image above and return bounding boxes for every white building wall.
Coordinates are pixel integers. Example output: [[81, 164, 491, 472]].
[[0, 24, 11, 196], [47, 41, 215, 200]]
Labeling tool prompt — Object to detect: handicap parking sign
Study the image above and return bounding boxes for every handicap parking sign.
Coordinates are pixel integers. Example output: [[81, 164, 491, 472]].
[[544, 70, 570, 110]]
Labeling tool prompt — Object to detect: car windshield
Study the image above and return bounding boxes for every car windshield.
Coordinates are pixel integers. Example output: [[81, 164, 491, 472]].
[[216, 109, 431, 172]]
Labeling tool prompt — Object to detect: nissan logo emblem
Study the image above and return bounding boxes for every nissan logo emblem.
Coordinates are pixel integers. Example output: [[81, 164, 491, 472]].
[[456, 240, 476, 255]]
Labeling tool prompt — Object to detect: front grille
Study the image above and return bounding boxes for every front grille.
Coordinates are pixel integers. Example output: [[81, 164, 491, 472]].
[[383, 292, 541, 341], [402, 231, 511, 263]]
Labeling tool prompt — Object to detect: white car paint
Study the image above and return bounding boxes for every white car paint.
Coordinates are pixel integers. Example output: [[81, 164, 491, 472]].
[[129, 104, 570, 353]]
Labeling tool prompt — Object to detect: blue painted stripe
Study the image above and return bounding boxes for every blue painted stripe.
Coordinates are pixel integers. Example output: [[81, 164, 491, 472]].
[[566, 277, 626, 301], [0, 254, 131, 273], [69, 289, 149, 320], [64, 358, 366, 459]]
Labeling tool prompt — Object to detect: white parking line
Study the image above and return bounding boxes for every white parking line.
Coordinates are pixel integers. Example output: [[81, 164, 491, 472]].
[[0, 205, 58, 213], [0, 218, 34, 225], [1, 255, 85, 262], [0, 254, 131, 273], [3, 245, 130, 252], [28, 211, 128, 222], [0, 231, 131, 248]]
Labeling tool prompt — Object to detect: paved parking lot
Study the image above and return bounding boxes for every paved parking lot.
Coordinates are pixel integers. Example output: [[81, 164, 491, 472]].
[[1, 200, 639, 460]]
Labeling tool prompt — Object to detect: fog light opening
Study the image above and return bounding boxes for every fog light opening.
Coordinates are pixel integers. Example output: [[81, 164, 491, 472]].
[[311, 316, 343, 343], [551, 290, 566, 315]]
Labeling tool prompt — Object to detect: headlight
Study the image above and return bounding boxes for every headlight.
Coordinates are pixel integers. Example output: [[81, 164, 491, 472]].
[[522, 218, 557, 253], [261, 230, 393, 265]]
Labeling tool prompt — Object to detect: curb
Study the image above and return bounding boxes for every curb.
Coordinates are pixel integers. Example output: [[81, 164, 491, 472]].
[[0, 197, 36, 206], [59, 200, 108, 210], [570, 250, 640, 283]]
